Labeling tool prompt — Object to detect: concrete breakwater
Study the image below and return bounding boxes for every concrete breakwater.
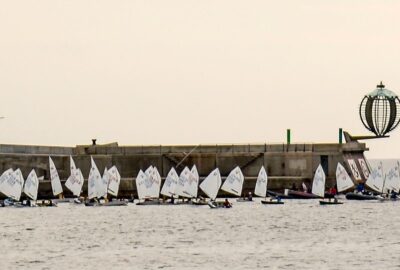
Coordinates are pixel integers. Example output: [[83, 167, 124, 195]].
[[0, 142, 369, 199]]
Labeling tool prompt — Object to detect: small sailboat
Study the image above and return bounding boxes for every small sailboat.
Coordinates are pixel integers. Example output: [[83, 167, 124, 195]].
[[136, 166, 162, 205], [1, 169, 25, 207], [254, 166, 284, 205], [194, 168, 222, 206], [65, 156, 84, 199], [22, 169, 39, 206], [85, 157, 102, 206], [174, 166, 197, 202], [346, 162, 382, 201], [312, 164, 342, 205], [160, 167, 179, 204], [208, 166, 244, 208], [49, 156, 70, 203], [336, 163, 355, 194], [383, 160, 400, 200], [85, 157, 126, 206]]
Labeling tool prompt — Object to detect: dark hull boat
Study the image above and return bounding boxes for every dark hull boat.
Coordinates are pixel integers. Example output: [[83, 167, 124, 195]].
[[345, 193, 379, 200], [286, 190, 320, 199], [319, 200, 343, 205], [261, 200, 284, 205]]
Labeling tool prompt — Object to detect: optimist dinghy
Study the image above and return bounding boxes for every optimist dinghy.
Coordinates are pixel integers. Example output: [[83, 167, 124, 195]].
[[85, 158, 127, 207], [208, 167, 244, 208], [312, 164, 343, 205], [254, 166, 284, 205], [136, 166, 162, 205]]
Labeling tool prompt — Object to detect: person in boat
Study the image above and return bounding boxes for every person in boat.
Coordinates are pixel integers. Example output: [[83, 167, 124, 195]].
[[356, 183, 365, 194], [223, 198, 232, 208], [390, 190, 397, 199], [327, 186, 338, 202], [170, 196, 175, 204], [247, 192, 253, 201]]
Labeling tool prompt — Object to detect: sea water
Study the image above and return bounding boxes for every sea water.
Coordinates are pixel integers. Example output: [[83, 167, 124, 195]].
[[0, 199, 399, 270]]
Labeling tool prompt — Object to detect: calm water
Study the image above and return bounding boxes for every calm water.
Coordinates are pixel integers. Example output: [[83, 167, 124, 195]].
[[1, 199, 400, 270]]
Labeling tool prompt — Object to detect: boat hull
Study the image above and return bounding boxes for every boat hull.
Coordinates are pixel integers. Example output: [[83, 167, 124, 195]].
[[208, 201, 232, 209], [286, 190, 320, 199], [261, 200, 284, 205], [345, 193, 378, 200], [319, 200, 343, 205]]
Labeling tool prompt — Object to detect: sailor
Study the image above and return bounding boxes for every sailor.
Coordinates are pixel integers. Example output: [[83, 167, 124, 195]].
[[390, 190, 397, 199], [223, 198, 232, 208], [291, 183, 298, 191], [247, 192, 253, 201], [356, 183, 365, 193]]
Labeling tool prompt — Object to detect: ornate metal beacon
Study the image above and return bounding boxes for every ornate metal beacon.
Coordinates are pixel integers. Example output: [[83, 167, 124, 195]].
[[359, 82, 400, 137], [344, 82, 400, 142]]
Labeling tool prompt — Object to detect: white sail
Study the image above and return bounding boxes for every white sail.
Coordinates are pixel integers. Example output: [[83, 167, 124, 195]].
[[135, 167, 161, 200], [175, 167, 191, 198], [336, 163, 354, 193], [383, 160, 400, 192], [312, 164, 326, 198], [254, 166, 268, 197], [366, 161, 385, 193], [135, 170, 147, 200], [97, 167, 109, 198], [65, 156, 84, 196], [148, 167, 161, 198], [160, 168, 179, 197], [183, 165, 199, 198], [199, 168, 222, 200], [23, 169, 39, 200], [2, 169, 24, 201], [0, 168, 14, 192], [107, 166, 121, 197], [88, 157, 102, 199], [221, 166, 244, 197], [145, 166, 153, 176], [49, 157, 63, 196]]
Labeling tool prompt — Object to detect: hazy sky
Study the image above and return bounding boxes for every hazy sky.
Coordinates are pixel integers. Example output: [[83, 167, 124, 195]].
[[0, 1, 399, 158]]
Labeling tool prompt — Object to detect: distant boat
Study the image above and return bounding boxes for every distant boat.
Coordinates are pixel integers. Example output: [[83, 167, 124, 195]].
[[49, 156, 69, 202], [221, 166, 244, 197], [195, 168, 222, 206], [347, 162, 382, 201], [85, 157, 126, 206], [311, 164, 342, 205], [0, 169, 24, 204], [65, 156, 84, 198], [254, 166, 284, 205], [336, 163, 355, 193], [175, 167, 198, 200], [160, 167, 179, 203], [23, 169, 39, 201], [136, 166, 162, 205], [208, 166, 244, 208]]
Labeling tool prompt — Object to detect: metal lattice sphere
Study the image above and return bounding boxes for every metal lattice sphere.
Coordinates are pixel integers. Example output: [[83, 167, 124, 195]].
[[359, 82, 400, 137]]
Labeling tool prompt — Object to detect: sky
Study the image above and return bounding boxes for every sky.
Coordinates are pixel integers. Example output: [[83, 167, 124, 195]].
[[0, 1, 399, 158]]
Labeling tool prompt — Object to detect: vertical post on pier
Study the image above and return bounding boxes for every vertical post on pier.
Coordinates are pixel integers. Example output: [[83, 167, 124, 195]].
[[287, 129, 291, 144], [339, 128, 343, 144]]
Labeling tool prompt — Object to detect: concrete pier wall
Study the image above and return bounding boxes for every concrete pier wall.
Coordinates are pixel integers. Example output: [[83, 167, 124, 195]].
[[0, 142, 369, 199]]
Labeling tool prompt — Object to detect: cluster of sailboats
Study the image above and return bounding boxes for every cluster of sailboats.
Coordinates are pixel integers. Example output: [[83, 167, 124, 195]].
[[0, 155, 399, 208]]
